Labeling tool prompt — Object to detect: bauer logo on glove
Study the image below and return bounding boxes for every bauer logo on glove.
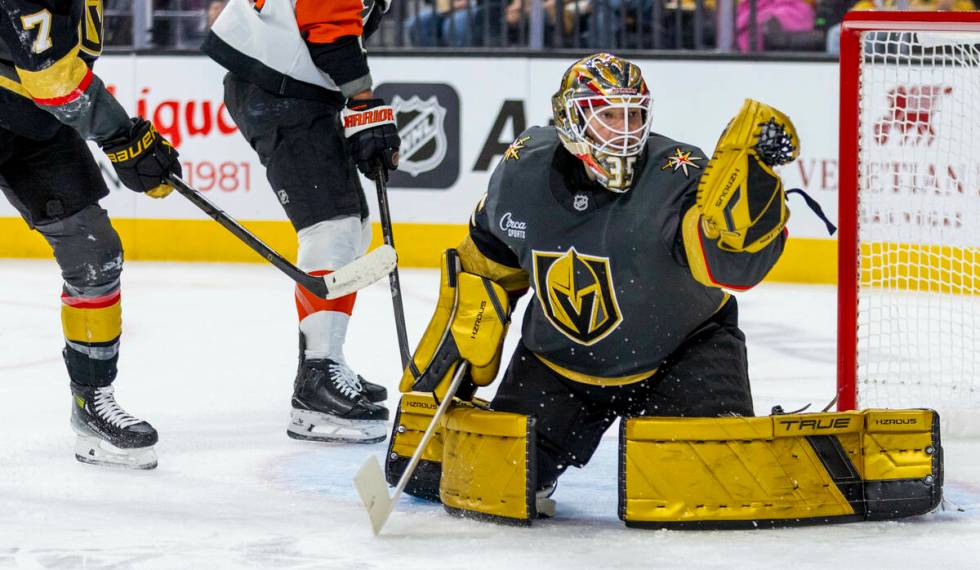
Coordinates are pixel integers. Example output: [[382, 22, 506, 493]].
[[101, 117, 182, 198], [696, 99, 799, 253]]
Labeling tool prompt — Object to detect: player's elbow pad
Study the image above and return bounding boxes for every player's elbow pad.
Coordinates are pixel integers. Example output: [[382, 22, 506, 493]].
[[400, 249, 510, 400], [696, 99, 799, 253]]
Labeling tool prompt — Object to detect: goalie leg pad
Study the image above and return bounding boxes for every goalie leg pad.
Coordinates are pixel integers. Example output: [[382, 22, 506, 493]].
[[440, 407, 537, 525], [385, 391, 492, 501], [385, 392, 446, 501], [619, 409, 942, 529], [400, 249, 510, 399]]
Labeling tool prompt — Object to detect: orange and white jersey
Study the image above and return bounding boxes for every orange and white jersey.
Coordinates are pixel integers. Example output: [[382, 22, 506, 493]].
[[205, 0, 385, 100]]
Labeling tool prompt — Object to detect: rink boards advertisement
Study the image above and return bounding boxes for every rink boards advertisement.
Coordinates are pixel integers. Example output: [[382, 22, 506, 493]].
[[2, 54, 855, 281]]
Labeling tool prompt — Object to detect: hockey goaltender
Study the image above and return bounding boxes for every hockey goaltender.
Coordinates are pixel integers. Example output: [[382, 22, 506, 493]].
[[381, 53, 942, 529]]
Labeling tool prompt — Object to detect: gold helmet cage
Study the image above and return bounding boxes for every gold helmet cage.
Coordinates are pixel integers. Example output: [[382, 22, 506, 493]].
[[552, 53, 653, 193]]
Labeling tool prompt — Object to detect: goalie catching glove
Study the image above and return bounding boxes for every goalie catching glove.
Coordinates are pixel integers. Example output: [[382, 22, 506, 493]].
[[696, 99, 799, 253], [400, 249, 511, 401]]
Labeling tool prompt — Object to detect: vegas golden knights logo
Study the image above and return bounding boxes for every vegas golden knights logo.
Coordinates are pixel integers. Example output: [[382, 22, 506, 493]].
[[532, 247, 622, 345]]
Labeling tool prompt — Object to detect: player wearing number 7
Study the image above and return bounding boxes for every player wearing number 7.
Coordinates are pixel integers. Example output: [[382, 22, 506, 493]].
[[0, 0, 182, 469]]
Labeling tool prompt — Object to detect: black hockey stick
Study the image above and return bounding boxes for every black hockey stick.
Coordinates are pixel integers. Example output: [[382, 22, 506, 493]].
[[168, 173, 396, 300], [373, 168, 414, 373]]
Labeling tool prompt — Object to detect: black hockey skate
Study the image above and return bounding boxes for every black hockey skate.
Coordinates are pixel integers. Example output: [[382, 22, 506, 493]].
[[288, 359, 389, 444], [359, 377, 387, 404], [297, 334, 386, 403], [70, 383, 158, 470]]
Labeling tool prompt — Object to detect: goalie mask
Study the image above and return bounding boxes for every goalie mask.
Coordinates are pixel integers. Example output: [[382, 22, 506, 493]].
[[552, 53, 653, 193]]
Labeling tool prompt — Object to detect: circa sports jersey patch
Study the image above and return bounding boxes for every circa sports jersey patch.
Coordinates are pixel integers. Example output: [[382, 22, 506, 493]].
[[661, 148, 703, 177], [498, 212, 528, 239], [504, 136, 531, 161], [532, 247, 623, 345]]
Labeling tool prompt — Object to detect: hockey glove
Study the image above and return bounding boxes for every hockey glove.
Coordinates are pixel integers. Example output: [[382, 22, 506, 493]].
[[342, 98, 400, 180], [101, 118, 181, 198], [696, 99, 799, 253]]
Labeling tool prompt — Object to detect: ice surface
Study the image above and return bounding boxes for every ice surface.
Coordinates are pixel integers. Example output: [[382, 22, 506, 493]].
[[1, 259, 978, 569]]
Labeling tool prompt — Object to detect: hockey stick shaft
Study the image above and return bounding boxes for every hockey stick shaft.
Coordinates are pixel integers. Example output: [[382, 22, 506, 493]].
[[169, 173, 395, 299], [373, 170, 413, 371]]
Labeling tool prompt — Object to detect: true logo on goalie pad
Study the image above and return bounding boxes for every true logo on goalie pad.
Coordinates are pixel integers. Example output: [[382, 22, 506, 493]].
[[532, 247, 622, 345]]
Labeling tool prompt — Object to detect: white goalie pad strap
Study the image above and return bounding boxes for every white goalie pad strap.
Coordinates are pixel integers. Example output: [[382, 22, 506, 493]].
[[341, 104, 396, 137]]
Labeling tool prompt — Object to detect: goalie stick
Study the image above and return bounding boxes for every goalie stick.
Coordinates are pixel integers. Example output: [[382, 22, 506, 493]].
[[353, 362, 470, 536], [168, 173, 396, 299]]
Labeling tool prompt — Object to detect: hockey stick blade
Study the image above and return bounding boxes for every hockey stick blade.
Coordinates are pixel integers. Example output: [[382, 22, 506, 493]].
[[323, 244, 397, 299], [354, 455, 393, 536], [352, 363, 469, 536], [169, 174, 395, 298]]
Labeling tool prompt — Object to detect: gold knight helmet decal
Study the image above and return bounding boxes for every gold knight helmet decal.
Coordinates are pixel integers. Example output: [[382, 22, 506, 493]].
[[532, 247, 623, 345]]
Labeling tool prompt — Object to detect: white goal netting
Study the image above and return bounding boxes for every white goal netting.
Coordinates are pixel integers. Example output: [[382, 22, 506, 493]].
[[856, 29, 980, 434]]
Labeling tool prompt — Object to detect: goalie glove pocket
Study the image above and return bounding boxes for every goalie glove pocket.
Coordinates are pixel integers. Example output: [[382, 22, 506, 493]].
[[697, 99, 799, 253]]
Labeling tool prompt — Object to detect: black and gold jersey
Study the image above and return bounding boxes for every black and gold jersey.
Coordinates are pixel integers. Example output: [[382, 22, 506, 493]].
[[459, 126, 786, 385], [0, 0, 128, 141]]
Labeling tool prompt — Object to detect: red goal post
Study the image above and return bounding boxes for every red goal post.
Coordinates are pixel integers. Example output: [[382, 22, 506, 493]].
[[837, 11, 980, 430]]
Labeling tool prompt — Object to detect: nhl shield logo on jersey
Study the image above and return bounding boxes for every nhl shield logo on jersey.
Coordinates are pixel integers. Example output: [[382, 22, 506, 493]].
[[391, 95, 448, 177], [532, 247, 623, 345]]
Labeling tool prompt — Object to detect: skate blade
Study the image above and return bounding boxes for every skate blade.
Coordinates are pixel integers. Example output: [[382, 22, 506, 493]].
[[74, 434, 158, 470], [288, 409, 387, 444]]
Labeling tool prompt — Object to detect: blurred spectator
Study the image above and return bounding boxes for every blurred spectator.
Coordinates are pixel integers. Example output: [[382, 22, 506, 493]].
[[762, 0, 850, 51], [835, 0, 977, 55], [103, 0, 134, 47], [207, 0, 228, 27], [736, 0, 815, 52], [405, 0, 492, 47], [850, 0, 975, 10]]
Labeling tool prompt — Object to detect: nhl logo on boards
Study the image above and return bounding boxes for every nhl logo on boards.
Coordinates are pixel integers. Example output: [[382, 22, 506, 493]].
[[374, 83, 461, 189], [391, 95, 446, 176], [532, 247, 623, 345]]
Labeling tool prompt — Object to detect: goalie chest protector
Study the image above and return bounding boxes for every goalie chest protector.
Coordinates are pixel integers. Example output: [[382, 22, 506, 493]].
[[481, 126, 728, 380]]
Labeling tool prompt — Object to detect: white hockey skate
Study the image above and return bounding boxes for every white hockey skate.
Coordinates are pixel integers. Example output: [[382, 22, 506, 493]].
[[71, 383, 158, 470]]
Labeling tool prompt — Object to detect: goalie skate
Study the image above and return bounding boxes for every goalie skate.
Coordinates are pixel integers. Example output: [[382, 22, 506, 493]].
[[70, 383, 158, 470]]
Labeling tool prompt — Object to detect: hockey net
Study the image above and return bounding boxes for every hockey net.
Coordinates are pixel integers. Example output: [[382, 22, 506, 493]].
[[837, 13, 980, 436]]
